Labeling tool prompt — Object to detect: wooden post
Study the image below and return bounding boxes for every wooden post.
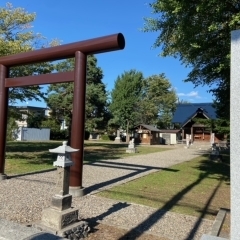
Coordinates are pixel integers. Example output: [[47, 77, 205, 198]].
[[191, 126, 193, 143], [0, 65, 8, 180], [69, 51, 87, 197]]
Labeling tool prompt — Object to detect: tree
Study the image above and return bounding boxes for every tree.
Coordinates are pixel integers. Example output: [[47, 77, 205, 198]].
[[46, 56, 109, 134], [143, 0, 240, 120], [109, 70, 144, 131], [139, 74, 177, 128], [41, 118, 67, 140], [6, 108, 21, 141], [110, 71, 177, 132], [26, 111, 46, 128], [0, 3, 55, 104]]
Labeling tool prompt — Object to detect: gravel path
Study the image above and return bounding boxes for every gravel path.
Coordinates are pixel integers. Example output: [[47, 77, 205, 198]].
[[0, 144, 213, 240]]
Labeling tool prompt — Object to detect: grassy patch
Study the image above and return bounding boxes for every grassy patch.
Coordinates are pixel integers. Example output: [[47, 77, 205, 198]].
[[5, 141, 171, 175], [83, 142, 170, 162], [5, 141, 60, 175], [98, 153, 230, 220]]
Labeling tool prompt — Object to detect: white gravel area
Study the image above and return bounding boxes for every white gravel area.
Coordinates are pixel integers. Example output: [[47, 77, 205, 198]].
[[0, 144, 213, 240]]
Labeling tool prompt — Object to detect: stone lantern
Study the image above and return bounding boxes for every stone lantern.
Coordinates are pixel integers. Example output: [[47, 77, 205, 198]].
[[49, 141, 79, 211], [39, 141, 89, 237]]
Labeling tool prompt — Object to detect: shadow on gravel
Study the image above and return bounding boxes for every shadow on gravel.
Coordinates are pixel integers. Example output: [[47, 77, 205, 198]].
[[118, 170, 225, 240], [84, 202, 130, 224], [84, 161, 178, 194], [7, 168, 56, 179], [22, 232, 63, 240]]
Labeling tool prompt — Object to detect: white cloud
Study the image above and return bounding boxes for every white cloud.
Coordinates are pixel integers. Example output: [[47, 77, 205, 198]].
[[177, 91, 201, 98]]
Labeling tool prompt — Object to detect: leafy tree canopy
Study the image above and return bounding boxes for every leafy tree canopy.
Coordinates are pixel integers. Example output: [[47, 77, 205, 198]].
[[143, 0, 240, 120], [141, 74, 177, 128], [0, 3, 56, 104], [46, 56, 110, 132]]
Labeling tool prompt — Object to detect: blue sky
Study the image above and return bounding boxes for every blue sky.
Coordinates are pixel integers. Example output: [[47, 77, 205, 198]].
[[4, 0, 214, 107]]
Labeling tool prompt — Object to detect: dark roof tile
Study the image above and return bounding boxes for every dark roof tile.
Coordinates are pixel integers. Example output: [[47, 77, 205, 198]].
[[135, 124, 161, 132], [172, 103, 217, 126]]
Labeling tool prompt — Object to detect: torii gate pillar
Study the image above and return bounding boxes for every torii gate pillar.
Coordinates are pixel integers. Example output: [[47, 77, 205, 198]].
[[69, 51, 87, 197], [0, 64, 8, 180]]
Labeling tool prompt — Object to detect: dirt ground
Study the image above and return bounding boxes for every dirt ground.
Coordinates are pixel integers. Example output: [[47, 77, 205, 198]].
[[87, 222, 168, 240], [86, 214, 231, 240], [219, 212, 230, 239]]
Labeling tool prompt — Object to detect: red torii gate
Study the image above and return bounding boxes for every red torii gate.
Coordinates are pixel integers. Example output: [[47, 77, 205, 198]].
[[0, 33, 125, 196]]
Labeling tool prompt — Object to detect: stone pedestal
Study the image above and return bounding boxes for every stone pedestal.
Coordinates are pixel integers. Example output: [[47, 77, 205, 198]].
[[114, 130, 122, 143], [114, 136, 121, 143], [126, 139, 137, 153], [69, 186, 85, 197], [0, 173, 7, 180], [126, 147, 137, 153], [209, 144, 222, 161], [41, 207, 79, 231]]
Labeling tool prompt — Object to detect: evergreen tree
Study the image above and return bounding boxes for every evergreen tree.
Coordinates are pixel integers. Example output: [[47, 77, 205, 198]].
[[109, 70, 144, 130], [46, 56, 109, 134]]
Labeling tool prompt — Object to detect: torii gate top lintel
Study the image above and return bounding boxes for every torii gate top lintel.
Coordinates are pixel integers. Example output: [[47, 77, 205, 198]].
[[0, 33, 125, 67]]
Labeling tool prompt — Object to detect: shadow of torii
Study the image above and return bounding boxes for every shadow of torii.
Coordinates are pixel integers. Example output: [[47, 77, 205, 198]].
[[84, 160, 179, 194], [117, 171, 224, 240]]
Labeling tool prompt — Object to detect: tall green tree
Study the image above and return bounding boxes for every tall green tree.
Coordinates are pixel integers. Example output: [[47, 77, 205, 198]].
[[139, 74, 177, 128], [46, 56, 109, 133], [109, 70, 144, 130], [143, 0, 240, 120], [0, 3, 55, 104]]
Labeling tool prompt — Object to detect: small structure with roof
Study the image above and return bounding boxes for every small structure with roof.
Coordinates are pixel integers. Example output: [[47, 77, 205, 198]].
[[159, 129, 181, 145], [172, 103, 224, 143], [133, 124, 161, 145]]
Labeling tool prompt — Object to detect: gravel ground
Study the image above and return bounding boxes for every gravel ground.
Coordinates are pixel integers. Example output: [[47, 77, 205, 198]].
[[0, 144, 214, 240]]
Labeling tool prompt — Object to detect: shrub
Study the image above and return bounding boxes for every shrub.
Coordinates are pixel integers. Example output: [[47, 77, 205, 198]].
[[85, 131, 90, 140], [101, 134, 116, 141], [50, 129, 68, 140]]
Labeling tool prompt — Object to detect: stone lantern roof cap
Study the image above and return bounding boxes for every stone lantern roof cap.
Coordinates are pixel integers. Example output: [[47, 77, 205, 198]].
[[49, 141, 79, 154]]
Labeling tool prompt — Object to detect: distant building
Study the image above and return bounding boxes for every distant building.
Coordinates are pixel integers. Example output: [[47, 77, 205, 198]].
[[13, 106, 49, 127], [133, 124, 161, 145], [172, 103, 224, 142], [8, 106, 51, 141]]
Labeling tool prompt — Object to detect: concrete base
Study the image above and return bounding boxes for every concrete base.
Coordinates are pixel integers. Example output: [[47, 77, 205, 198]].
[[69, 186, 85, 197], [0, 218, 65, 240], [200, 234, 228, 240], [126, 148, 137, 153], [36, 219, 90, 239], [114, 137, 121, 143], [210, 208, 228, 236], [58, 221, 90, 238], [51, 194, 72, 211], [210, 154, 222, 161], [41, 207, 79, 231], [0, 174, 7, 180]]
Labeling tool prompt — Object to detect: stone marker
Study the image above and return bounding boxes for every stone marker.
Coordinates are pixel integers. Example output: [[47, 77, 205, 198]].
[[114, 129, 122, 143], [37, 141, 90, 239], [209, 143, 222, 162], [126, 138, 137, 153], [185, 134, 190, 149], [230, 29, 240, 240]]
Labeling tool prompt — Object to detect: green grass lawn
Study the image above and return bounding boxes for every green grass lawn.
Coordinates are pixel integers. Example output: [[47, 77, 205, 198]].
[[5, 141, 171, 175], [98, 152, 230, 220]]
